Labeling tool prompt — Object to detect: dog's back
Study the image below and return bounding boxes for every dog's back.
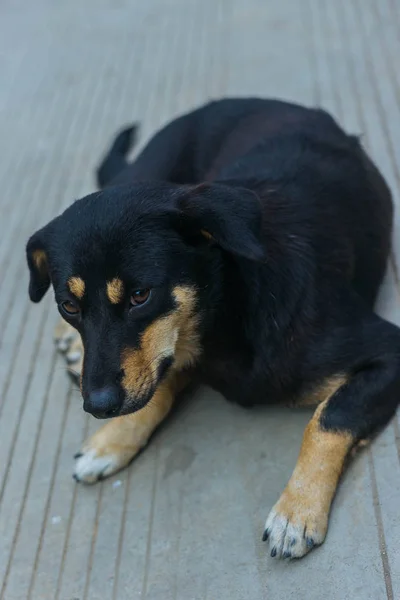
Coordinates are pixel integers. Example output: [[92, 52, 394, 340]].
[[98, 97, 392, 307], [97, 98, 346, 186]]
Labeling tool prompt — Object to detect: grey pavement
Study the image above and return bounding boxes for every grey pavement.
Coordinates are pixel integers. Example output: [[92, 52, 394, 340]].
[[0, 0, 400, 599]]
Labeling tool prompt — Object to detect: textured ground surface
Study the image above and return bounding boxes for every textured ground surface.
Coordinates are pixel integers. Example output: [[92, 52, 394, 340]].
[[1, 0, 400, 598]]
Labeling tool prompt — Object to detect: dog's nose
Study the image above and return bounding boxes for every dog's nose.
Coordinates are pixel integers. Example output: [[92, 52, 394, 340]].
[[83, 386, 122, 419]]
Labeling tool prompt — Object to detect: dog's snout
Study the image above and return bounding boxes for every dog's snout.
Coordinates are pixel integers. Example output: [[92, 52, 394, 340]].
[[83, 385, 122, 419]]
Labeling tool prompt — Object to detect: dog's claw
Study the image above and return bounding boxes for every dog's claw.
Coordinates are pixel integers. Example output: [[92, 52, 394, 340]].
[[262, 529, 270, 542]]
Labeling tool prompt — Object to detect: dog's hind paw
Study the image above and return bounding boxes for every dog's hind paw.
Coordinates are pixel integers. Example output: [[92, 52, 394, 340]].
[[54, 318, 77, 352], [65, 336, 83, 381], [54, 318, 83, 382]]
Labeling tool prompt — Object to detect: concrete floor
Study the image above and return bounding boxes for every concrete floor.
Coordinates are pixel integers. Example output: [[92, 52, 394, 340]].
[[1, 0, 400, 598]]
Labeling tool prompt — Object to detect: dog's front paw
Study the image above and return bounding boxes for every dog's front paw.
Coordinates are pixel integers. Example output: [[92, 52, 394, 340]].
[[73, 447, 127, 484], [263, 489, 328, 559], [73, 417, 146, 484]]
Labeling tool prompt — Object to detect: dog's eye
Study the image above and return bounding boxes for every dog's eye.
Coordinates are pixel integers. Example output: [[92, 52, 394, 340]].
[[60, 300, 80, 316], [130, 289, 151, 307]]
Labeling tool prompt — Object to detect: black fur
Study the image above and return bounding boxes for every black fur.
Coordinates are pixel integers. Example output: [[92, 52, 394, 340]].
[[27, 98, 400, 441], [96, 124, 137, 188]]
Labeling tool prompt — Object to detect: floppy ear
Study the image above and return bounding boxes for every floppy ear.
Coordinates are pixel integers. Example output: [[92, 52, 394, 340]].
[[176, 183, 265, 261], [26, 228, 51, 302]]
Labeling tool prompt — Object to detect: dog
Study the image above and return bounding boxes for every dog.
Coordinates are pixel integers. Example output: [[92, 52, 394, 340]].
[[26, 98, 400, 559]]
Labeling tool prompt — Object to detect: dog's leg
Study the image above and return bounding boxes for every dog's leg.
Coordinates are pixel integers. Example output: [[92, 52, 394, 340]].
[[54, 318, 76, 352], [264, 320, 400, 559], [73, 371, 188, 483], [54, 319, 83, 381], [263, 398, 353, 559]]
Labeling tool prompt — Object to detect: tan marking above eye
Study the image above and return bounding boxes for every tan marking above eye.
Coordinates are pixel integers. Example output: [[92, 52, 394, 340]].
[[121, 285, 201, 400], [67, 276, 85, 299], [107, 278, 124, 304]]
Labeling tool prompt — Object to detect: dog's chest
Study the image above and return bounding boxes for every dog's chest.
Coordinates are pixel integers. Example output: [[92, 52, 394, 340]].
[[199, 350, 274, 408]]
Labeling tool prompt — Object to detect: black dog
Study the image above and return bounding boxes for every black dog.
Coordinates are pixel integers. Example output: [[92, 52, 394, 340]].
[[26, 98, 400, 559]]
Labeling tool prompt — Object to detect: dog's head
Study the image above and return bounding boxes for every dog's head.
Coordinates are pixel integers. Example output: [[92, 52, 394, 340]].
[[26, 181, 264, 418]]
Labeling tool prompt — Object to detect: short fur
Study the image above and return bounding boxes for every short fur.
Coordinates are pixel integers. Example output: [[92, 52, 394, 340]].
[[26, 98, 400, 559]]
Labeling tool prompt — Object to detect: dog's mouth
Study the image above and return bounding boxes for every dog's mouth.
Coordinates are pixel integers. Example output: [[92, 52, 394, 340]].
[[118, 355, 174, 415], [156, 355, 174, 382], [118, 391, 155, 415]]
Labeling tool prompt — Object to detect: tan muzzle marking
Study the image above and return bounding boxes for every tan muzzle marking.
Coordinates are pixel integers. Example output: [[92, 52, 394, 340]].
[[121, 285, 200, 398]]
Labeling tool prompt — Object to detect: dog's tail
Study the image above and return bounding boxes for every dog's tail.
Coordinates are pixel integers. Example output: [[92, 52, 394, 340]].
[[96, 124, 138, 188]]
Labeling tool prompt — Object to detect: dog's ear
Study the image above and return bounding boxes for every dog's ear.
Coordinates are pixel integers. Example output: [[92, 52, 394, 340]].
[[26, 226, 52, 302], [175, 183, 265, 261]]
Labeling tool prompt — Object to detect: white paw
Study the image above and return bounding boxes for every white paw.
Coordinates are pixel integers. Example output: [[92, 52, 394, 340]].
[[54, 319, 83, 382], [54, 319, 77, 352], [56, 332, 75, 352], [263, 502, 327, 559], [73, 448, 125, 484], [66, 335, 83, 365], [66, 350, 82, 365]]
